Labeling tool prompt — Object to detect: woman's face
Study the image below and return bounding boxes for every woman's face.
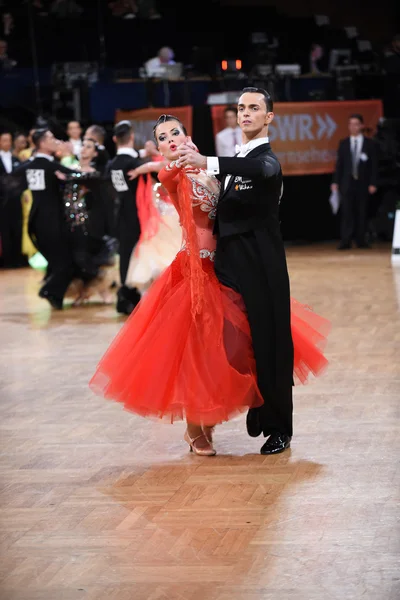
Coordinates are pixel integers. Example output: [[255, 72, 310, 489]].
[[80, 139, 97, 161], [14, 135, 27, 152], [154, 120, 187, 161]]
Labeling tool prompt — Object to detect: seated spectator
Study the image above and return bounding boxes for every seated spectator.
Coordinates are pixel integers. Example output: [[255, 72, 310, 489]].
[[50, 0, 83, 18], [384, 33, 400, 74], [137, 0, 161, 19], [108, 0, 138, 19], [0, 38, 16, 70], [309, 43, 325, 74], [143, 46, 175, 78]]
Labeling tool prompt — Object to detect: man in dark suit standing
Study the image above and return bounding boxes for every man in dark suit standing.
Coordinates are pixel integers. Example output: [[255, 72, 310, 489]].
[[107, 120, 142, 315], [0, 131, 26, 268], [331, 114, 378, 249], [178, 87, 294, 455]]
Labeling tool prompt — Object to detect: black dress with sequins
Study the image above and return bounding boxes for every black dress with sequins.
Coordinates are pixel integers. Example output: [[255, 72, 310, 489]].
[[62, 171, 118, 281]]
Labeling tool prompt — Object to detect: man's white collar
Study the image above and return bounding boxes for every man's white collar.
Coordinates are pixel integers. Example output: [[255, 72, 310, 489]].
[[34, 153, 54, 161], [235, 137, 269, 155], [117, 147, 138, 158]]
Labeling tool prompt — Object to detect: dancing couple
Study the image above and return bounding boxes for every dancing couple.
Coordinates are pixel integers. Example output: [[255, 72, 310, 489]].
[[90, 87, 330, 456]]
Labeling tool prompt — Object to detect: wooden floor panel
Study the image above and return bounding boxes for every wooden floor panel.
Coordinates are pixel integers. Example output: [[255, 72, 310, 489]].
[[1, 243, 399, 600]]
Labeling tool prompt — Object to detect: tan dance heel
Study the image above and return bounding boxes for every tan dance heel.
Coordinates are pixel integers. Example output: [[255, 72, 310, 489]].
[[184, 431, 216, 456], [202, 425, 215, 444]]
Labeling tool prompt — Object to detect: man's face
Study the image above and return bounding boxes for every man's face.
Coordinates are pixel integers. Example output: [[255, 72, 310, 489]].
[[225, 110, 238, 129], [41, 131, 57, 154], [237, 92, 273, 138], [348, 118, 363, 137], [67, 121, 82, 139], [144, 140, 158, 156], [0, 133, 12, 152], [14, 134, 27, 152], [159, 48, 173, 63]]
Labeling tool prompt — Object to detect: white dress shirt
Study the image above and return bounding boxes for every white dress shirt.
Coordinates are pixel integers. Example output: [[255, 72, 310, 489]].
[[69, 138, 82, 157], [207, 137, 270, 189], [0, 150, 13, 173], [117, 147, 139, 158], [350, 134, 363, 179], [215, 126, 242, 157], [144, 57, 176, 77], [350, 135, 363, 159]]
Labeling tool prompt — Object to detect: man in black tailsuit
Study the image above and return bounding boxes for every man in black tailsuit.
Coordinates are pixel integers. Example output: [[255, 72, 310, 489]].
[[107, 120, 142, 315], [178, 87, 294, 455], [7, 129, 79, 309]]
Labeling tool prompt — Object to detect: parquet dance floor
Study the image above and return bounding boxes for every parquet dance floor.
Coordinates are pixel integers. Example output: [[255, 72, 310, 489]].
[[1, 243, 399, 600]]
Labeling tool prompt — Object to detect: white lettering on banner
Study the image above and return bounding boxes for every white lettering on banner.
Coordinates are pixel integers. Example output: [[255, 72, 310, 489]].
[[269, 113, 337, 142], [299, 114, 313, 140], [276, 148, 336, 165], [111, 169, 129, 192], [26, 169, 45, 191]]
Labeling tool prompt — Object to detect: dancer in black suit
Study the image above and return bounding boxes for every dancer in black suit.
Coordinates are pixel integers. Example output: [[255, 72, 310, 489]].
[[107, 120, 142, 314], [331, 113, 378, 249], [178, 87, 294, 455], [7, 129, 78, 308]]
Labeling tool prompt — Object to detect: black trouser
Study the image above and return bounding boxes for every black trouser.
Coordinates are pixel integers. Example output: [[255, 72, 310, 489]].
[[117, 215, 141, 304], [0, 195, 25, 267], [215, 230, 294, 437], [31, 218, 75, 301], [341, 179, 369, 246]]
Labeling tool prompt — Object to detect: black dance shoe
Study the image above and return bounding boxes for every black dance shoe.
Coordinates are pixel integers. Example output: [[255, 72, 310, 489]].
[[337, 243, 351, 250], [38, 289, 63, 310], [116, 297, 135, 315], [260, 433, 291, 455], [246, 407, 263, 438], [117, 286, 140, 315]]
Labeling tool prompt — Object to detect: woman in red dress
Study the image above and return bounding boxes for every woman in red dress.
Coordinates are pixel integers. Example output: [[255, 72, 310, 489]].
[[90, 115, 330, 456]]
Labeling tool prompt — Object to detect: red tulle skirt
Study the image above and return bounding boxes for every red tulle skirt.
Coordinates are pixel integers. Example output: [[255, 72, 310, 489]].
[[90, 252, 330, 425]]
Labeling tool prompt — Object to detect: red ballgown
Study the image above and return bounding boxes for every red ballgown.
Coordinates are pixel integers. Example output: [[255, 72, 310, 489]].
[[89, 162, 330, 425]]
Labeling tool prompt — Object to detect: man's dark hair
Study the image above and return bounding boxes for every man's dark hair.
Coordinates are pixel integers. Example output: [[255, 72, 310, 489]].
[[113, 120, 133, 145], [32, 128, 50, 148], [241, 87, 273, 112], [224, 105, 238, 116], [87, 124, 106, 143], [349, 113, 364, 124], [152, 114, 188, 142]]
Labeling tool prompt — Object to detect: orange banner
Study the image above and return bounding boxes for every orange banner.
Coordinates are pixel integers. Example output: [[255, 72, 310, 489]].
[[211, 100, 383, 176], [115, 106, 193, 148]]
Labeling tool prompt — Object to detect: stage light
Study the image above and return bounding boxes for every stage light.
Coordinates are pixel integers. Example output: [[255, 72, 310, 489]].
[[236, 59, 242, 70]]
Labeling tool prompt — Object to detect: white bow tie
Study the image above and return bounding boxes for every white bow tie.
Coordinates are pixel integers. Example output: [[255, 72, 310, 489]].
[[235, 142, 251, 155]]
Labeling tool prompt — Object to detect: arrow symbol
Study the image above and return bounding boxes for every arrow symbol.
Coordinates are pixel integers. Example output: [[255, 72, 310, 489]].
[[325, 113, 337, 138], [316, 114, 326, 139], [316, 113, 337, 139]]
